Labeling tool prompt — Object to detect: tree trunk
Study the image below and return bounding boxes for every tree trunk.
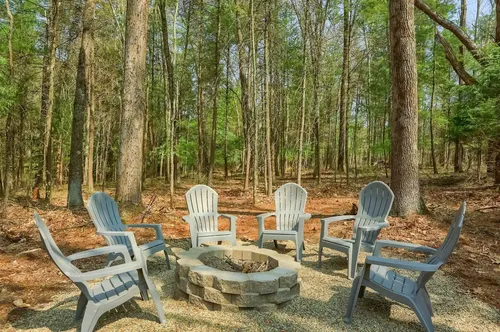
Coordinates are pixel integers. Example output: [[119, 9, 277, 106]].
[[68, 0, 95, 207], [224, 41, 230, 182], [250, 0, 259, 204], [87, 62, 95, 193], [116, 0, 149, 205], [208, 0, 222, 186], [235, 0, 252, 190], [3, 0, 15, 216], [389, 0, 420, 216], [430, 25, 438, 175], [35, 0, 61, 201], [264, 1, 273, 195], [337, 0, 350, 172], [296, 0, 308, 186]]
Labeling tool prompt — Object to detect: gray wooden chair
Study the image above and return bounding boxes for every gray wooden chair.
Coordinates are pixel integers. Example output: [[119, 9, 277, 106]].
[[257, 183, 311, 262], [317, 181, 394, 279], [183, 184, 237, 247], [87, 192, 171, 270], [33, 212, 166, 332], [344, 202, 466, 332]]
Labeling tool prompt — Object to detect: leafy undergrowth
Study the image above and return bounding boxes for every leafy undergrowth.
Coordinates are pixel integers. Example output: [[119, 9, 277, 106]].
[[0, 172, 499, 325]]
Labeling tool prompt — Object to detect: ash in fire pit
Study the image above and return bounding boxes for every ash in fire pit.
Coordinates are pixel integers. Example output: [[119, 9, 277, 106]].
[[175, 246, 301, 311], [200, 255, 274, 273]]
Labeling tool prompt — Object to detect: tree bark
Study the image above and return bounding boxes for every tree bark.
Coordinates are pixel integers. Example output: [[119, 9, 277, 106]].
[[389, 0, 420, 216], [116, 0, 149, 205], [68, 0, 96, 207]]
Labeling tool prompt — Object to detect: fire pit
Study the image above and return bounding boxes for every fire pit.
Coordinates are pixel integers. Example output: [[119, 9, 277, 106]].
[[175, 246, 301, 311]]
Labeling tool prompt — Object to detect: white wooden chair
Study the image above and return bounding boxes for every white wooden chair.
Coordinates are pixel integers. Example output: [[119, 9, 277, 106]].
[[183, 185, 237, 247], [34, 212, 166, 332], [344, 202, 466, 332], [87, 192, 171, 270], [317, 181, 394, 279], [257, 183, 311, 262]]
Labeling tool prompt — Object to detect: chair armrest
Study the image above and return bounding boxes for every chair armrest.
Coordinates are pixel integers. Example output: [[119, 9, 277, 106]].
[[126, 224, 164, 241], [97, 231, 142, 262], [357, 221, 389, 232], [320, 215, 356, 240], [321, 215, 356, 227], [70, 261, 143, 282], [300, 213, 312, 220], [373, 240, 438, 257], [182, 215, 193, 223], [365, 256, 440, 272], [256, 212, 276, 233], [256, 212, 276, 221], [67, 245, 132, 263], [219, 214, 237, 231]]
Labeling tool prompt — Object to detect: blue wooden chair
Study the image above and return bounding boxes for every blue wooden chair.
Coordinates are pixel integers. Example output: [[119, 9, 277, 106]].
[[318, 181, 394, 279], [87, 192, 171, 270], [34, 212, 166, 332], [344, 202, 466, 332]]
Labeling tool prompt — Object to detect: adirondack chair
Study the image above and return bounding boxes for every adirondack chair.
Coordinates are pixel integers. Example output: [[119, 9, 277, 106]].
[[33, 212, 166, 332], [257, 183, 311, 262], [183, 185, 237, 247], [317, 181, 394, 279], [87, 192, 171, 270], [344, 202, 466, 332]]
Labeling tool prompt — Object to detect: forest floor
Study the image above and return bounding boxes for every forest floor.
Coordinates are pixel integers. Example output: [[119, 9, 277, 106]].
[[0, 171, 499, 330]]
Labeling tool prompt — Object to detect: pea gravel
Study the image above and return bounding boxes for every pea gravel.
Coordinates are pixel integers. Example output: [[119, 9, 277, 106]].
[[5, 240, 500, 332]]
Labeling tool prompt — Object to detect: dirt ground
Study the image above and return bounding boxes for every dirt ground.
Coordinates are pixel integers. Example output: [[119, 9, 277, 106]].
[[0, 171, 499, 328]]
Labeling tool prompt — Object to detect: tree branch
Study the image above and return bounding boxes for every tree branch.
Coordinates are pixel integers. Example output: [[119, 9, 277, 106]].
[[435, 32, 477, 85], [415, 0, 484, 65]]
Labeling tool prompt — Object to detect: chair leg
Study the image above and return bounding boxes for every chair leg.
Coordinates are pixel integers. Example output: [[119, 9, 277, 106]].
[[421, 288, 434, 317], [191, 236, 197, 248], [143, 274, 167, 324], [258, 234, 264, 248], [163, 250, 171, 270], [296, 239, 303, 262], [317, 243, 323, 268], [348, 250, 358, 280], [273, 240, 278, 249], [358, 286, 366, 298], [81, 304, 102, 332], [411, 296, 435, 332], [344, 275, 363, 324], [75, 292, 88, 320]]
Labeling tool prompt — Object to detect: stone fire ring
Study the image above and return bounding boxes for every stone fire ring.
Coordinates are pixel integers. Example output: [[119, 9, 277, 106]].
[[174, 246, 301, 312]]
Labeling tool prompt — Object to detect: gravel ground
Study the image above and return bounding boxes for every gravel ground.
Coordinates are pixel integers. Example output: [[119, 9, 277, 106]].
[[5, 240, 500, 332]]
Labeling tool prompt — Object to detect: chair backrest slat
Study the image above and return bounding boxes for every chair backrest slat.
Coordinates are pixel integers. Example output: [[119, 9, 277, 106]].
[[417, 202, 466, 288], [34, 213, 91, 297], [353, 181, 394, 245], [87, 192, 130, 248], [275, 183, 307, 231], [186, 185, 218, 232]]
